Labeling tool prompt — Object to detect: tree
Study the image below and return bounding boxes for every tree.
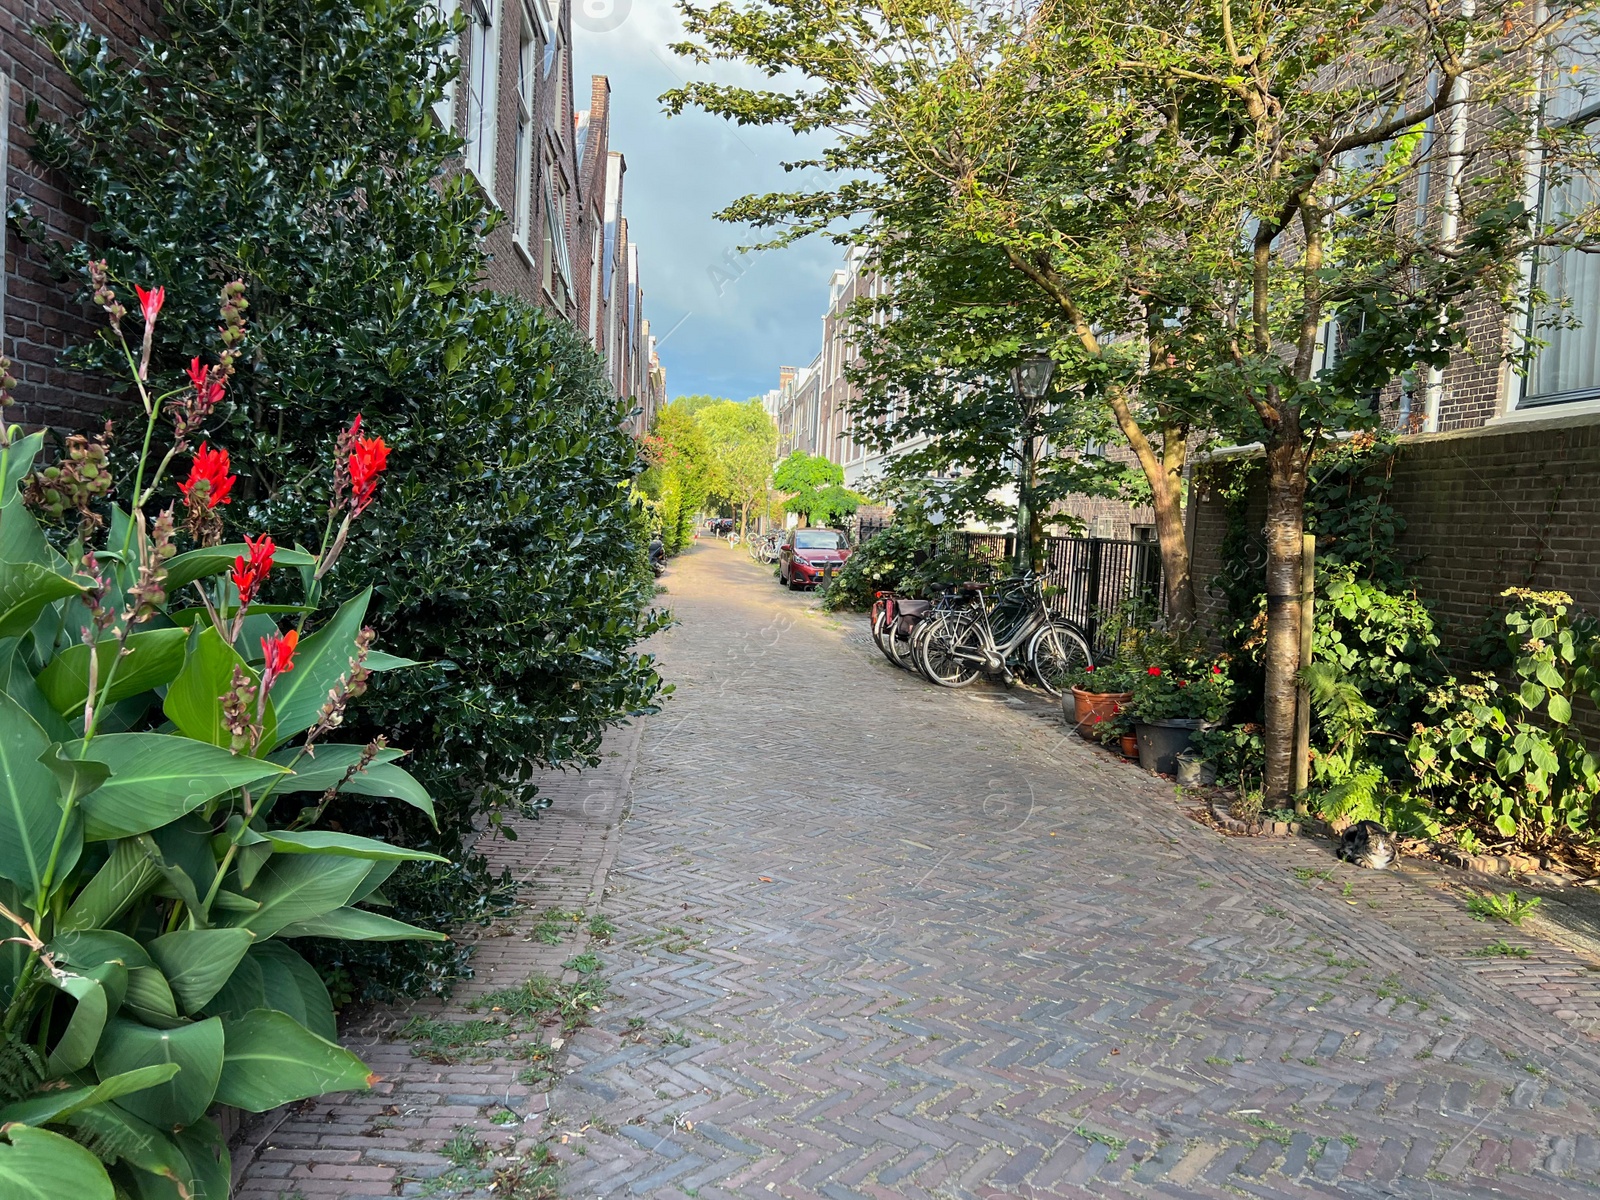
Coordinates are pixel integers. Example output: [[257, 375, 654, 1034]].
[[666, 0, 1233, 627], [773, 451, 861, 525], [642, 399, 716, 550], [697, 398, 778, 536], [669, 0, 1600, 804], [845, 252, 1139, 570]]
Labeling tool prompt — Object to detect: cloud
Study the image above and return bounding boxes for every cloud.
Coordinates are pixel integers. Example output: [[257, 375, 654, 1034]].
[[573, 0, 843, 402]]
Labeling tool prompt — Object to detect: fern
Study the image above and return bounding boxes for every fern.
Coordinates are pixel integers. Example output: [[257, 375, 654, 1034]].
[[0, 1035, 44, 1106], [1318, 768, 1385, 824]]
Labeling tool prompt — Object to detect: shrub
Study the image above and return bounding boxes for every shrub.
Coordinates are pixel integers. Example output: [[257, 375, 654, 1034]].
[[26, 0, 666, 998], [1407, 590, 1600, 845], [823, 515, 1000, 611], [0, 295, 440, 1195], [1125, 663, 1234, 724]]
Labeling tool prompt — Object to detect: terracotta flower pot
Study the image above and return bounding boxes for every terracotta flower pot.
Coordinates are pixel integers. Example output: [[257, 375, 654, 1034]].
[[1119, 733, 1140, 759], [1069, 687, 1134, 741]]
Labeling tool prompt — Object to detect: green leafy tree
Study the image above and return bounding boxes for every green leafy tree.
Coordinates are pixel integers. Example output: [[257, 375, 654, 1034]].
[[772, 451, 861, 525], [641, 401, 716, 551], [696, 399, 777, 537], [668, 0, 1600, 803], [24, 0, 665, 997]]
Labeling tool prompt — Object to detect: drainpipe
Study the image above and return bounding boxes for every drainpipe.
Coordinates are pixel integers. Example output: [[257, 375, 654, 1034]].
[[1422, 0, 1476, 433]]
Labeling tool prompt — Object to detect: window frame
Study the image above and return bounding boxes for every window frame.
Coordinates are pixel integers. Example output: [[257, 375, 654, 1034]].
[[463, 0, 499, 197]]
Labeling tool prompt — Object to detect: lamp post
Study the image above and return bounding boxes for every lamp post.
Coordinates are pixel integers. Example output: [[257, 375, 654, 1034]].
[[1009, 353, 1056, 573]]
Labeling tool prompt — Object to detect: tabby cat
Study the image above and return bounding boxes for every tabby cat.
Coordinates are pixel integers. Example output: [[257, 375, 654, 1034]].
[[1337, 820, 1396, 869]]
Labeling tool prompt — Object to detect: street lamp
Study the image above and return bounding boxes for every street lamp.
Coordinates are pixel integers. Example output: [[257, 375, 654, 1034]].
[[1011, 352, 1055, 402], [1009, 353, 1055, 572]]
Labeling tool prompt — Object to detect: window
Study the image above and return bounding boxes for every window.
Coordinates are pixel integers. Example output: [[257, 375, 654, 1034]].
[[1522, 35, 1600, 408], [429, 0, 458, 132], [541, 173, 573, 308], [512, 7, 536, 243], [463, 0, 498, 193]]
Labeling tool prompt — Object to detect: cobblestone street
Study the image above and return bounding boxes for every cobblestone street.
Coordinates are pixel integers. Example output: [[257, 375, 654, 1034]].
[[555, 542, 1600, 1199]]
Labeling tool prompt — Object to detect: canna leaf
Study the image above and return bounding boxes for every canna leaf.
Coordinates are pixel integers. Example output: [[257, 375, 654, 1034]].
[[214, 1008, 373, 1112], [66, 733, 287, 840], [0, 1123, 114, 1200]]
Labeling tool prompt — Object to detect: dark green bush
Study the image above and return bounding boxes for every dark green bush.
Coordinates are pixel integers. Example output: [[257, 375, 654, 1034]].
[[824, 519, 1000, 611], [25, 0, 666, 1000]]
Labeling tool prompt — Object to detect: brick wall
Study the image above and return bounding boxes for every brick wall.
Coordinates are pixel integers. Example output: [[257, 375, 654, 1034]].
[[1186, 413, 1600, 656], [2, 0, 161, 432]]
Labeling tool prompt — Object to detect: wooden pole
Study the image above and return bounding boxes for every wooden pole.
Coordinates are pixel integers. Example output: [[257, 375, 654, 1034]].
[[1292, 532, 1315, 810]]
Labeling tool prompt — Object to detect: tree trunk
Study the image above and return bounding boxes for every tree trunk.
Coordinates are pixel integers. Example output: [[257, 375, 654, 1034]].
[[1261, 437, 1308, 805], [1101, 386, 1193, 626]]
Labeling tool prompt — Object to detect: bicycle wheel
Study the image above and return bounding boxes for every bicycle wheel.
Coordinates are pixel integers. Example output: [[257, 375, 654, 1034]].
[[1026, 619, 1091, 698], [887, 615, 918, 669], [916, 613, 984, 688], [870, 599, 892, 657]]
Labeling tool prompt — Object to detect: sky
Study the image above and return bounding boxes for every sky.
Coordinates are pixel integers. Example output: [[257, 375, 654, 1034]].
[[571, 0, 841, 404]]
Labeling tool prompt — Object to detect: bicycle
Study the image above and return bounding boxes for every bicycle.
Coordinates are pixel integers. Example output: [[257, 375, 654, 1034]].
[[913, 572, 1090, 695]]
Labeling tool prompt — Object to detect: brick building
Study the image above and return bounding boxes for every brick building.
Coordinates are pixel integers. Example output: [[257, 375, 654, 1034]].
[[0, 0, 665, 434], [1185, 32, 1600, 651]]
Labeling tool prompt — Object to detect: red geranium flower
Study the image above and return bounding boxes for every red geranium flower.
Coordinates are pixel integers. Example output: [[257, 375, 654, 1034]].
[[135, 284, 165, 325], [1212, 665, 1223, 674], [1147, 666, 1162, 676], [261, 628, 299, 683], [231, 534, 276, 607], [177, 444, 236, 508], [1178, 680, 1188, 687], [1084, 664, 1095, 672], [348, 425, 391, 516]]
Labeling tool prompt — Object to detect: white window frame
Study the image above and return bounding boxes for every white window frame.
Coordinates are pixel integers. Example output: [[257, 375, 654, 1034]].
[[463, 0, 499, 196], [512, 4, 537, 245], [429, 0, 458, 133]]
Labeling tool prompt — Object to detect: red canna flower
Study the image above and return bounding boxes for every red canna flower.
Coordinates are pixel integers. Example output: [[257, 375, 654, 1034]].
[[135, 285, 165, 326], [1147, 666, 1162, 676], [261, 628, 299, 685], [177, 444, 236, 508], [348, 428, 391, 517], [231, 534, 276, 607]]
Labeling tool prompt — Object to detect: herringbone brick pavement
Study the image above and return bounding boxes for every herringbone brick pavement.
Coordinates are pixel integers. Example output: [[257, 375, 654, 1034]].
[[553, 542, 1600, 1200], [232, 724, 641, 1199]]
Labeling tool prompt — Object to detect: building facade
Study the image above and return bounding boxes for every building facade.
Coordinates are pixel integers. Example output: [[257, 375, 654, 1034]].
[[0, 0, 664, 434]]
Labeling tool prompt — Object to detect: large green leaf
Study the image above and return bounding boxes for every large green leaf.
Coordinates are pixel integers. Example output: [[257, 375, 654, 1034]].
[[213, 1008, 372, 1112], [0, 690, 79, 895], [0, 639, 74, 742], [263, 830, 447, 863], [162, 626, 277, 752], [267, 743, 406, 790], [53, 928, 153, 971], [67, 733, 288, 840], [199, 950, 264, 1024], [324, 762, 435, 820], [234, 853, 372, 938], [0, 492, 56, 570], [46, 966, 120, 1074], [95, 1017, 224, 1129], [170, 1119, 230, 1200], [254, 942, 337, 1041], [0, 431, 46, 501], [0, 1123, 114, 1200], [60, 840, 162, 932], [267, 743, 434, 820], [65, 1103, 191, 1191], [164, 544, 316, 592], [269, 587, 371, 740], [0, 564, 85, 640], [147, 928, 256, 1012], [0, 1064, 181, 1127], [37, 628, 188, 717], [278, 906, 446, 942]]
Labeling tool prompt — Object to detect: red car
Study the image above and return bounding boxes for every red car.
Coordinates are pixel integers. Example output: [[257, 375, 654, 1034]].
[[778, 528, 852, 589]]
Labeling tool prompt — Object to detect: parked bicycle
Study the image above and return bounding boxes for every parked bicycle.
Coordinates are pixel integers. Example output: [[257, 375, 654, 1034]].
[[749, 532, 782, 564], [872, 588, 973, 672], [911, 572, 1090, 696]]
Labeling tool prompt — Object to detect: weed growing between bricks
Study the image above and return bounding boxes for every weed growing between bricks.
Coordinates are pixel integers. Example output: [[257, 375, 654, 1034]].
[[415, 1127, 560, 1200]]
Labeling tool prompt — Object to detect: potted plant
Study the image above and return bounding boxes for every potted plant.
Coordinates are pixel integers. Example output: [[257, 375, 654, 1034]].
[[1128, 663, 1234, 774], [1065, 659, 1139, 740]]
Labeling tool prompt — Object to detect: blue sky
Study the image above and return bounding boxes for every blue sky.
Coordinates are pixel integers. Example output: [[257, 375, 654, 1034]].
[[572, 0, 841, 403]]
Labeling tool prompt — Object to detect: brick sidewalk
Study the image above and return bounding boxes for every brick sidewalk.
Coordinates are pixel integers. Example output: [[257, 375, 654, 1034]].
[[233, 720, 642, 1200], [551, 542, 1600, 1200]]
